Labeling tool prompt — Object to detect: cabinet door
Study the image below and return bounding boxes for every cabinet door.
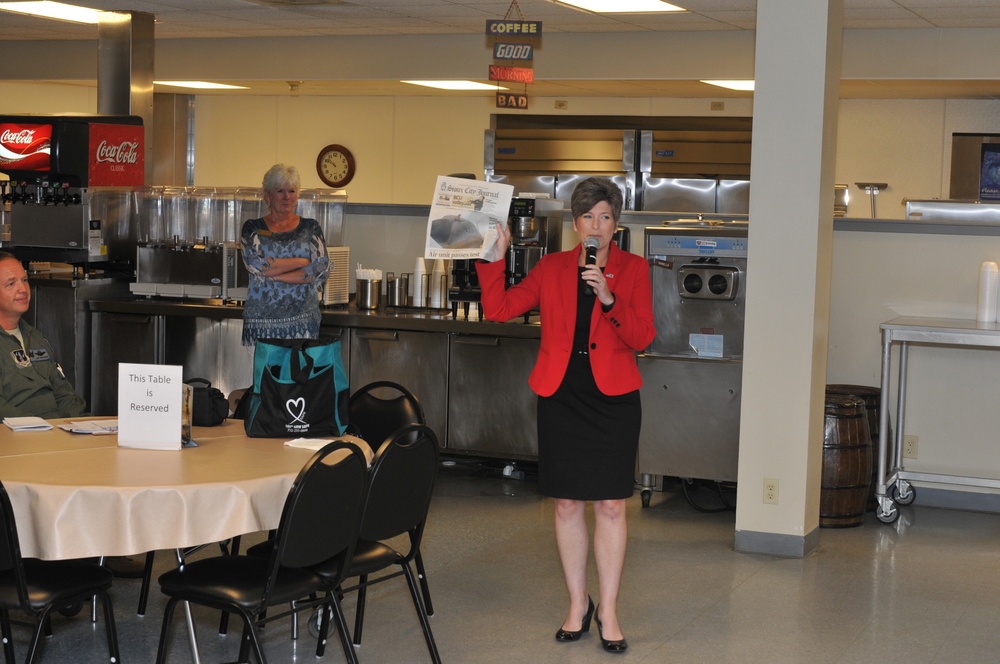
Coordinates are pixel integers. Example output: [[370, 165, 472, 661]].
[[448, 335, 538, 460], [350, 329, 448, 445], [91, 312, 164, 415], [637, 356, 741, 482]]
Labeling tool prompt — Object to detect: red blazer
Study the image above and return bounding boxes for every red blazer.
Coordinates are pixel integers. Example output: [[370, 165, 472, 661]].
[[476, 243, 655, 397]]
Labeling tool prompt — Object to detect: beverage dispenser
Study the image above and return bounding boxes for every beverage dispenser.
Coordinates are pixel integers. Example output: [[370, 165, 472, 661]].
[[0, 115, 144, 270]]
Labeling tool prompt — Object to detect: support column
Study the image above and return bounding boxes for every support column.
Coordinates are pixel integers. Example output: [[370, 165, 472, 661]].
[[98, 11, 154, 184], [734, 0, 843, 556]]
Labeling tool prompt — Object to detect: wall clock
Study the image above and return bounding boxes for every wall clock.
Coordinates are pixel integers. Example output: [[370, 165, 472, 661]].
[[316, 144, 356, 188]]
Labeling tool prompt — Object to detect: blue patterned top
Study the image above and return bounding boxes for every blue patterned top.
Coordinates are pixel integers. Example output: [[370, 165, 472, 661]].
[[240, 217, 329, 346]]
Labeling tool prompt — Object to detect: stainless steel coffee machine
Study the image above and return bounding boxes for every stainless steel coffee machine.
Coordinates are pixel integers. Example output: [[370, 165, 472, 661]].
[[506, 197, 564, 287]]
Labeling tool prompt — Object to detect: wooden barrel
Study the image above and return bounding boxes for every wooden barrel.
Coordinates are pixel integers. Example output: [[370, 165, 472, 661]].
[[825, 384, 888, 511], [820, 393, 872, 528]]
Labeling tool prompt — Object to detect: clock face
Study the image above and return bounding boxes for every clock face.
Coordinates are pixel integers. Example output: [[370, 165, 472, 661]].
[[316, 144, 355, 187]]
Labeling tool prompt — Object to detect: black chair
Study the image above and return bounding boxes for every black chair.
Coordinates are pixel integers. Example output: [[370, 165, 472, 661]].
[[154, 441, 369, 664], [137, 538, 241, 618], [328, 423, 442, 663], [0, 481, 120, 664], [348, 380, 425, 447], [346, 380, 434, 615]]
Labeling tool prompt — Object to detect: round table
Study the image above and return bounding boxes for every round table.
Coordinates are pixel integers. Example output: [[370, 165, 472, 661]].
[[0, 419, 369, 560]]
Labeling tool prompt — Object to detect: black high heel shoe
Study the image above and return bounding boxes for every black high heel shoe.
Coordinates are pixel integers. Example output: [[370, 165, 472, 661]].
[[595, 606, 628, 653], [555, 596, 594, 642]]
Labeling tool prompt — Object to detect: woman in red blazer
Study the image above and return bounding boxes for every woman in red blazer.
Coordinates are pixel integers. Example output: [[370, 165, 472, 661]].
[[477, 178, 654, 653]]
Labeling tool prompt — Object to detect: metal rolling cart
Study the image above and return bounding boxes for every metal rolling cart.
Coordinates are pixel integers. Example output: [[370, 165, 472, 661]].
[[875, 316, 1000, 524]]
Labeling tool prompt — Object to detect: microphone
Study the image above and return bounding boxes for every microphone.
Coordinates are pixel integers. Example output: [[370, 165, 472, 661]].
[[583, 237, 600, 295]]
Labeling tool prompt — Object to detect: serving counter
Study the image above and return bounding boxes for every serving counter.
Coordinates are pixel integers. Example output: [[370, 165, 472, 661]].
[[90, 298, 542, 460]]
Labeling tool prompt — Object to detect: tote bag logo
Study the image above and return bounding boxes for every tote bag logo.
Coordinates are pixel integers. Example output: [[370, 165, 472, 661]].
[[286, 397, 308, 425]]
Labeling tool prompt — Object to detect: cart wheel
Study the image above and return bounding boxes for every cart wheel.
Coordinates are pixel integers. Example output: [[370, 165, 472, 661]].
[[875, 499, 899, 524], [891, 481, 916, 506], [58, 601, 84, 617], [641, 489, 652, 508], [307, 606, 328, 639]]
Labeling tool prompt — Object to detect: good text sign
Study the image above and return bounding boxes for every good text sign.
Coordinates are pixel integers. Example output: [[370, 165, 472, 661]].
[[118, 363, 184, 450]]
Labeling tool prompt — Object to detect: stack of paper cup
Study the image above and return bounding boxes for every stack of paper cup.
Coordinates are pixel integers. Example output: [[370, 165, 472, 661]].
[[430, 259, 446, 309], [977, 261, 998, 322], [413, 257, 426, 307]]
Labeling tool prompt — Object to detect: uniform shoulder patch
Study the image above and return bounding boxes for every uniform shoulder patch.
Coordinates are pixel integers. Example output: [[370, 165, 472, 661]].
[[11, 349, 30, 368]]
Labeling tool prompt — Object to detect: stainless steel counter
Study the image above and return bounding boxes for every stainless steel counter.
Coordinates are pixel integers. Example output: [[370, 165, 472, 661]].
[[89, 298, 542, 338]]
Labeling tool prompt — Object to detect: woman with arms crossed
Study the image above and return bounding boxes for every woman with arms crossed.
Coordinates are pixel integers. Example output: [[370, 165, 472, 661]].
[[241, 164, 329, 346], [476, 177, 655, 654]]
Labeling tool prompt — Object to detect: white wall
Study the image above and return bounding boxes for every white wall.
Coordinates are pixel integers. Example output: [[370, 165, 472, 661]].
[[836, 99, 1000, 218], [829, 228, 1000, 487]]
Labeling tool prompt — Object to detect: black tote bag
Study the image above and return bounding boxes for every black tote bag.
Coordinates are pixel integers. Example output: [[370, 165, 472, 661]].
[[244, 337, 349, 438]]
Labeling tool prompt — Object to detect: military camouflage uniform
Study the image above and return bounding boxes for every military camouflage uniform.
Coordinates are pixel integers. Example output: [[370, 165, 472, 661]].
[[0, 321, 86, 418]]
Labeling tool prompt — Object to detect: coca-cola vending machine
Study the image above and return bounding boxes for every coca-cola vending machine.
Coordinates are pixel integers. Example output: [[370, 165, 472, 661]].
[[0, 114, 144, 267]]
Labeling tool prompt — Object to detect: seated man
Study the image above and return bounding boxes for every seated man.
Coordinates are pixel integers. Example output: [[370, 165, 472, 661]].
[[0, 252, 86, 418]]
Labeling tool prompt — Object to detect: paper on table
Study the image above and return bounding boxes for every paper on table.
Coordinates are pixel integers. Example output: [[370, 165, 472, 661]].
[[58, 420, 119, 435], [284, 435, 374, 464], [284, 438, 335, 451], [3, 417, 53, 431]]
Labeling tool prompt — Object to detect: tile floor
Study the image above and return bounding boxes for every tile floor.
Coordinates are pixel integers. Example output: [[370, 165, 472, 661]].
[[9, 460, 1000, 663]]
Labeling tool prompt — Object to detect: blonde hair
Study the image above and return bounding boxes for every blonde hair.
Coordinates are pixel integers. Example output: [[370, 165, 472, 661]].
[[261, 164, 301, 193]]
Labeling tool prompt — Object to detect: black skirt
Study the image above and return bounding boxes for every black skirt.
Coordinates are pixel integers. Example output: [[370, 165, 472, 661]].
[[536, 271, 641, 500]]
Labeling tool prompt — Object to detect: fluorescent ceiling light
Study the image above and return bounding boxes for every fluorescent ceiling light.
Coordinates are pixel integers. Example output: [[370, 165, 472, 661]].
[[702, 80, 756, 91], [402, 81, 507, 91], [554, 0, 685, 13], [0, 1, 101, 23], [156, 81, 249, 90]]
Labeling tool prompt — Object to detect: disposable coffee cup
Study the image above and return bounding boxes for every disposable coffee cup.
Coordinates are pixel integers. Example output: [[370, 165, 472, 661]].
[[356, 278, 381, 309]]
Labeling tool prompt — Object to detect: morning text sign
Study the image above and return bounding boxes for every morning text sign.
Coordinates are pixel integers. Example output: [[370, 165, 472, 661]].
[[118, 363, 183, 450]]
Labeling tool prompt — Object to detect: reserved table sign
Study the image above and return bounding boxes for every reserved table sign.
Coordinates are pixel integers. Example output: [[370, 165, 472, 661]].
[[117, 363, 185, 450]]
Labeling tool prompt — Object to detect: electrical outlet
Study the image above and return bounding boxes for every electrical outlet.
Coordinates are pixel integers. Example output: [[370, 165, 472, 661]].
[[763, 478, 779, 504], [903, 435, 919, 459]]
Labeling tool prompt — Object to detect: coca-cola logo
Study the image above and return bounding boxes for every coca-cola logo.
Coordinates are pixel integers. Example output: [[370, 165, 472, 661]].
[[0, 123, 51, 170], [95, 139, 139, 165], [0, 129, 35, 145]]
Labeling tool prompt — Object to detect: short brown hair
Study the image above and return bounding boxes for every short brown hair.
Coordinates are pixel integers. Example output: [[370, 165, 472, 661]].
[[570, 177, 623, 221]]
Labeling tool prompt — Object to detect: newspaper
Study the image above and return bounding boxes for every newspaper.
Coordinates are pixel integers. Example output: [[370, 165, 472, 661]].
[[423, 176, 514, 260]]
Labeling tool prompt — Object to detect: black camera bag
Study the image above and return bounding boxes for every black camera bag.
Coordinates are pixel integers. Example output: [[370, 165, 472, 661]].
[[186, 378, 229, 427]]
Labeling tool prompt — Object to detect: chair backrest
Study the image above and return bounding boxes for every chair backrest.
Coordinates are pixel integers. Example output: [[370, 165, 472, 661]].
[[270, 441, 368, 573], [359, 423, 440, 546], [348, 381, 425, 448], [0, 481, 31, 610]]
